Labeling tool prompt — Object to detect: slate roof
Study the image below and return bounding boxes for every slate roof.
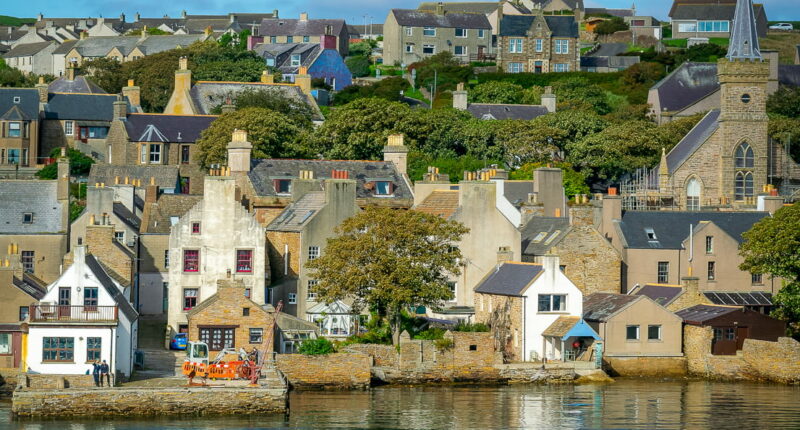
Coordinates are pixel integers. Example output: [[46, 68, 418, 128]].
[[669, 2, 764, 21], [259, 18, 347, 36], [0, 44, 11, 55], [703, 291, 772, 306], [503, 181, 534, 207], [13, 273, 47, 300], [467, 104, 549, 121], [0, 89, 39, 121], [675, 304, 739, 324], [47, 75, 106, 94], [52, 40, 78, 55], [585, 7, 634, 17], [123, 114, 217, 143], [254, 43, 323, 73], [616, 211, 769, 250], [391, 9, 492, 29], [0, 181, 64, 234], [44, 93, 120, 121], [89, 164, 180, 192], [520, 217, 570, 255], [541, 316, 580, 337], [188, 82, 323, 121], [779, 65, 800, 87], [140, 194, 202, 234], [633, 284, 684, 306], [651, 62, 719, 113], [499, 15, 578, 37], [71, 34, 206, 57], [113, 202, 141, 230], [418, 2, 527, 15], [581, 56, 640, 69], [474, 262, 543, 297], [2, 41, 54, 57], [248, 159, 413, 204], [267, 192, 327, 232], [582, 293, 640, 322], [665, 109, 720, 174], [85, 254, 138, 322], [415, 190, 459, 219]]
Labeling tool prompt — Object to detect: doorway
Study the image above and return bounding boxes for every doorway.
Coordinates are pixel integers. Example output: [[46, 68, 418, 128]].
[[58, 287, 71, 318]]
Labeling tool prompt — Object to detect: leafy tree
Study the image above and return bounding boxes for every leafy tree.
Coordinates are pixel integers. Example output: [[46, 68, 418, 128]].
[[218, 29, 251, 51], [622, 62, 665, 87], [492, 120, 563, 167], [348, 41, 375, 57], [397, 108, 473, 158], [298, 338, 335, 355], [127, 27, 170, 36], [195, 107, 310, 168], [469, 81, 525, 104], [410, 52, 472, 93], [80, 58, 127, 94], [767, 87, 800, 118], [333, 77, 410, 105], [678, 43, 727, 63], [408, 152, 503, 183], [657, 113, 704, 147], [535, 109, 609, 152], [768, 116, 800, 162], [346, 56, 371, 77], [36, 148, 94, 179], [308, 98, 412, 160], [740, 204, 800, 337], [594, 17, 629, 35], [552, 78, 612, 115], [509, 161, 590, 196], [209, 88, 313, 125], [306, 208, 468, 344]]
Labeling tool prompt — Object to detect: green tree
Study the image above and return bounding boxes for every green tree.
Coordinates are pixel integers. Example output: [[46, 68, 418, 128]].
[[80, 57, 127, 94], [552, 78, 612, 115], [36, 148, 94, 179], [594, 17, 629, 35], [469, 81, 525, 104], [209, 88, 313, 125], [346, 55, 371, 77], [332, 76, 410, 105], [306, 208, 468, 344], [195, 107, 309, 168], [397, 108, 473, 158], [740, 204, 800, 337], [411, 52, 473, 93], [298, 338, 335, 355], [535, 109, 609, 152], [492, 120, 563, 167], [767, 87, 800, 118]]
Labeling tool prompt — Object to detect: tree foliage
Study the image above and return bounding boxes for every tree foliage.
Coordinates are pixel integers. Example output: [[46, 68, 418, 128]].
[[740, 204, 800, 336], [195, 107, 310, 168], [410, 52, 472, 93], [298, 338, 335, 355], [36, 148, 94, 179], [767, 86, 800, 118], [346, 55, 371, 77], [468, 81, 542, 105], [594, 17, 629, 35], [306, 208, 468, 343], [209, 88, 313, 125], [333, 77, 410, 105], [509, 161, 590, 196]]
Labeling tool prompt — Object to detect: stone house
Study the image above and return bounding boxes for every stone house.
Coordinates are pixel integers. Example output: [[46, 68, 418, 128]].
[[474, 256, 584, 362], [106, 110, 216, 194], [668, 0, 767, 40], [0, 159, 70, 284], [252, 40, 353, 91], [452, 82, 556, 120], [416, 1, 531, 35], [187, 279, 276, 352], [582, 293, 683, 359], [497, 12, 579, 73], [26, 245, 138, 378], [87, 164, 182, 195], [0, 88, 41, 172], [265, 175, 359, 324], [529, 0, 585, 20], [167, 172, 266, 337], [161, 58, 323, 123], [138, 186, 202, 316], [257, 13, 349, 57], [677, 304, 785, 355], [2, 41, 57, 75], [383, 6, 492, 66], [0, 253, 47, 369], [62, 33, 209, 67], [69, 184, 140, 264]]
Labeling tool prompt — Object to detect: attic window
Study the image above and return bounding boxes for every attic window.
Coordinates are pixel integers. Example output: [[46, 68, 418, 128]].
[[645, 228, 657, 240], [544, 230, 561, 245], [13, 96, 21, 104], [532, 232, 548, 243], [22, 212, 33, 224], [373, 181, 393, 196], [273, 179, 292, 195]]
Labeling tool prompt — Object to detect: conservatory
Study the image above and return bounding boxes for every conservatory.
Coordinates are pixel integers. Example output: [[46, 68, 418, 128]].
[[306, 301, 356, 337]]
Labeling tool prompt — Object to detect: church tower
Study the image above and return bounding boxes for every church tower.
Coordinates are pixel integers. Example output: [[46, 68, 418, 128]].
[[717, 0, 769, 207]]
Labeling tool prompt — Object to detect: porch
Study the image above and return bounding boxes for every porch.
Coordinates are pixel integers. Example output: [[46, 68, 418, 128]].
[[29, 305, 119, 324]]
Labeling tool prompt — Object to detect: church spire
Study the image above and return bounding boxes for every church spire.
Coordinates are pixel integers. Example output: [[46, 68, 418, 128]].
[[726, 0, 761, 61]]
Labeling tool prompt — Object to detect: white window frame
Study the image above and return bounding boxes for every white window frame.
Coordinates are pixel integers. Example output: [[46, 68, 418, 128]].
[[535, 38, 543, 52], [455, 28, 467, 38], [308, 246, 320, 260], [678, 22, 697, 33], [405, 27, 413, 36], [64, 120, 74, 137], [307, 280, 318, 301], [477, 29, 485, 38], [509, 38, 523, 53], [405, 43, 414, 53], [508, 62, 524, 73], [454, 45, 467, 56], [149, 143, 161, 164], [288, 293, 297, 304], [537, 294, 566, 312], [448, 282, 457, 303], [140, 144, 147, 164], [555, 40, 569, 54], [423, 27, 436, 37], [290, 54, 301, 67], [626, 325, 640, 341], [554, 63, 569, 72], [648, 325, 662, 341], [422, 44, 435, 54]]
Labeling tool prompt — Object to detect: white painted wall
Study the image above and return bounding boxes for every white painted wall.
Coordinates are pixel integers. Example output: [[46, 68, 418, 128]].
[[139, 272, 167, 315]]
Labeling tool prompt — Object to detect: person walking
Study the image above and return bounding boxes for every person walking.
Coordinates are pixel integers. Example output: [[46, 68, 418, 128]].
[[91, 360, 101, 387], [100, 360, 111, 387]]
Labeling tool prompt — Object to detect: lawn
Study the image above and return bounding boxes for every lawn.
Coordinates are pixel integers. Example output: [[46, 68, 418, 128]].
[[662, 38, 729, 49], [404, 87, 428, 104], [0, 15, 34, 26], [761, 31, 800, 64]]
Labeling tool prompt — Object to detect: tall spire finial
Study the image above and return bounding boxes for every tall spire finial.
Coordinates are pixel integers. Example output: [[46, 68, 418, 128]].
[[726, 0, 761, 61]]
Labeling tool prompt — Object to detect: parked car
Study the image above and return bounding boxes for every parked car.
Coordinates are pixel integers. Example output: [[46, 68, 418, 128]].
[[769, 23, 794, 31], [170, 333, 188, 350]]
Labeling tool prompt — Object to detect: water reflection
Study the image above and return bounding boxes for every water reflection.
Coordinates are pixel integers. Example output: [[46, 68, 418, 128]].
[[3, 380, 799, 429]]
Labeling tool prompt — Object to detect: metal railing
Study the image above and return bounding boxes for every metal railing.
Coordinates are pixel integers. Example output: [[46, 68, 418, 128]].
[[29, 305, 118, 323]]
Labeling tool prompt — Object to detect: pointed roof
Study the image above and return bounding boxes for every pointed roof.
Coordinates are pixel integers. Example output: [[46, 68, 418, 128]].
[[726, 0, 761, 61]]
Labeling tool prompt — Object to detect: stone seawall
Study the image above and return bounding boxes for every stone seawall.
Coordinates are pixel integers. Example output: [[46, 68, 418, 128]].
[[0, 368, 21, 396], [603, 357, 688, 377], [276, 352, 371, 390], [12, 387, 287, 417]]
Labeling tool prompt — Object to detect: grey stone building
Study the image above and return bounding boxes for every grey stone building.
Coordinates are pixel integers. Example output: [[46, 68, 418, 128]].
[[497, 12, 579, 73], [383, 5, 492, 66], [257, 13, 349, 56]]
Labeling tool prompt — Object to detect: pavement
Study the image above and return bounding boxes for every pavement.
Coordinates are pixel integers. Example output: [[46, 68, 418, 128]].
[[589, 43, 629, 57]]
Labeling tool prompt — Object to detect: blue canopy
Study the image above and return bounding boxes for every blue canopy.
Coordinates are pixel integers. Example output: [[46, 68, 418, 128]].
[[561, 319, 602, 341]]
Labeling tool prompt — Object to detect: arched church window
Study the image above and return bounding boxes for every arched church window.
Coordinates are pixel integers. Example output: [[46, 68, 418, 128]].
[[735, 143, 754, 168], [734, 143, 755, 201], [735, 171, 753, 201], [686, 178, 701, 211]]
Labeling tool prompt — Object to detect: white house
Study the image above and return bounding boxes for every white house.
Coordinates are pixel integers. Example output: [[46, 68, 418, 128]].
[[474, 254, 590, 362], [26, 245, 138, 379]]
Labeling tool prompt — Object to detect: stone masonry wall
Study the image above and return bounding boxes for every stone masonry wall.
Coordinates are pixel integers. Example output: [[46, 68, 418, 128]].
[[344, 344, 398, 367], [0, 368, 21, 396], [741, 337, 800, 384], [12, 387, 286, 417], [603, 357, 687, 377], [24, 374, 96, 389], [276, 352, 371, 389], [553, 227, 621, 295], [474, 293, 523, 362]]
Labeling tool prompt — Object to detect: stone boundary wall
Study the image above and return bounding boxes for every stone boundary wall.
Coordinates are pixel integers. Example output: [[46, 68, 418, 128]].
[[276, 352, 371, 389], [603, 357, 687, 377], [12, 387, 287, 417], [0, 368, 21, 396], [683, 325, 800, 383], [344, 344, 398, 368], [25, 374, 97, 389]]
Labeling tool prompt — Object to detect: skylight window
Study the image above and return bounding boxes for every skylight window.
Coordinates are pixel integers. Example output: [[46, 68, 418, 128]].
[[532, 232, 548, 243], [645, 228, 657, 240], [544, 230, 561, 245]]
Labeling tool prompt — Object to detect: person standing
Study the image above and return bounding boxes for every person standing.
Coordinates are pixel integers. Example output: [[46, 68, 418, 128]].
[[92, 361, 101, 387], [100, 360, 110, 387]]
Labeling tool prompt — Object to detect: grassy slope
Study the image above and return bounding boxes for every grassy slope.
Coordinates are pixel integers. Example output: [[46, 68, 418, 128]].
[[0, 15, 35, 26], [761, 31, 800, 64]]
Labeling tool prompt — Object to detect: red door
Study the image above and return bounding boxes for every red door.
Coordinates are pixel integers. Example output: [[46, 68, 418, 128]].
[[736, 326, 749, 351], [12, 333, 21, 368], [58, 287, 71, 318]]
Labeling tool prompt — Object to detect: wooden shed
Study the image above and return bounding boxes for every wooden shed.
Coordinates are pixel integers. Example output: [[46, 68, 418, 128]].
[[676, 305, 786, 355]]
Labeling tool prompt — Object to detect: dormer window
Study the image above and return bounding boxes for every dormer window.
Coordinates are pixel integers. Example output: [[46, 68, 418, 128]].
[[22, 212, 33, 224], [645, 228, 657, 240], [273, 179, 292, 195], [290, 54, 301, 67], [374, 181, 393, 196], [13, 96, 21, 104]]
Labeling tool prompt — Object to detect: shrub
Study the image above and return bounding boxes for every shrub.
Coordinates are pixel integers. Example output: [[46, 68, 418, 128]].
[[346, 56, 371, 77], [298, 338, 335, 355], [594, 17, 629, 35], [413, 328, 445, 340], [453, 322, 490, 332], [434, 338, 454, 351]]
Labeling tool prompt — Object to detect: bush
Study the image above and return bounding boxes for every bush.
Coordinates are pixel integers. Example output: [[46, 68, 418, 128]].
[[434, 338, 454, 351], [36, 148, 94, 179], [453, 322, 489, 332], [346, 56, 371, 77], [298, 338, 335, 355], [413, 328, 445, 340], [594, 17, 629, 35]]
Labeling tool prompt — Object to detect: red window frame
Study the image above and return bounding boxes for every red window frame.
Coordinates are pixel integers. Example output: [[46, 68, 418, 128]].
[[191, 222, 201, 234], [183, 288, 198, 310], [183, 249, 199, 272], [236, 250, 253, 273]]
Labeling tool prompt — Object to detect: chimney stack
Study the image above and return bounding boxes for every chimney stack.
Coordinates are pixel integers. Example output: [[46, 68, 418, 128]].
[[113, 94, 127, 120], [452, 82, 467, 110], [383, 134, 409, 176], [35, 77, 48, 104], [436, 2, 445, 15], [600, 189, 622, 239], [227, 129, 253, 174], [300, 12, 309, 21], [497, 246, 513, 265], [541, 86, 556, 113], [66, 65, 76, 81], [122, 79, 140, 107], [533, 167, 566, 218], [295, 67, 312, 95], [273, 9, 279, 19]]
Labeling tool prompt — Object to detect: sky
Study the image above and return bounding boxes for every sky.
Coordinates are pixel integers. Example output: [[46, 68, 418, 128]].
[[4, 0, 799, 23]]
